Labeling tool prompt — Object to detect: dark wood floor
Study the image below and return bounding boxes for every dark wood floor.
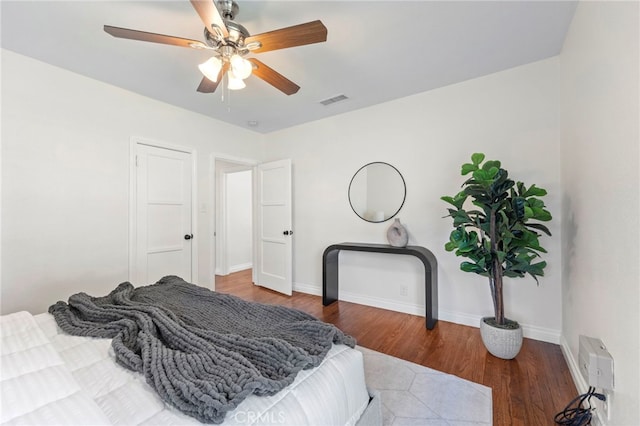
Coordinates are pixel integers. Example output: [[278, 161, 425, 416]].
[[216, 270, 577, 425]]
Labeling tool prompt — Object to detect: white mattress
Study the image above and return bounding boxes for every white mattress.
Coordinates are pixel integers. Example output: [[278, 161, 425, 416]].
[[1, 311, 370, 425]]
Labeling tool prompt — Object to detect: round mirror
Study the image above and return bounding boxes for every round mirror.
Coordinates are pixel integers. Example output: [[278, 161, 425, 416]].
[[348, 162, 406, 223]]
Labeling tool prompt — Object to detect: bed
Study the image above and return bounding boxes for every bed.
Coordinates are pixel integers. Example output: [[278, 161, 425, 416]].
[[0, 277, 379, 425]]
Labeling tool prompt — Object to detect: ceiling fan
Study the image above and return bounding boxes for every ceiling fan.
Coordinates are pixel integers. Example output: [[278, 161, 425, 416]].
[[104, 0, 328, 95]]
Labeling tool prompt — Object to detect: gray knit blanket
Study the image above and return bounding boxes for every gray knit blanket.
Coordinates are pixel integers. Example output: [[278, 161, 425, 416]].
[[48, 276, 355, 424]]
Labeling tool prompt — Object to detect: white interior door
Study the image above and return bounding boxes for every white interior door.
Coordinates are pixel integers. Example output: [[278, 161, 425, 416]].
[[256, 159, 292, 295], [134, 143, 194, 285]]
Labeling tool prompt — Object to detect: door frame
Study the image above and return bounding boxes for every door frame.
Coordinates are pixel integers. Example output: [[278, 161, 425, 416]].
[[210, 153, 258, 287], [129, 137, 198, 284]]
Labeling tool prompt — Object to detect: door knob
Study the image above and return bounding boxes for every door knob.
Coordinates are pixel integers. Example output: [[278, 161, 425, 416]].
[[283, 230, 293, 236], [184, 234, 193, 240]]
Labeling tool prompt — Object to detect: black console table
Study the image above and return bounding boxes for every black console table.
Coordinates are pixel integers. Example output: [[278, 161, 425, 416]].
[[322, 243, 438, 329]]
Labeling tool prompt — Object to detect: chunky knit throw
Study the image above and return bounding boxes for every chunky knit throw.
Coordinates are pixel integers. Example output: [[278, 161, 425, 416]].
[[48, 276, 356, 424]]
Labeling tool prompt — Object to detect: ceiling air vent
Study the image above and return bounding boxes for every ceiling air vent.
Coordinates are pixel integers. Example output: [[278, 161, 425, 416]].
[[320, 94, 348, 106]]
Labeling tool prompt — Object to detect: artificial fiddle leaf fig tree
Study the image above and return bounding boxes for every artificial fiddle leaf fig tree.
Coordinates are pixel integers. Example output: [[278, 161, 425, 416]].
[[442, 153, 552, 328]]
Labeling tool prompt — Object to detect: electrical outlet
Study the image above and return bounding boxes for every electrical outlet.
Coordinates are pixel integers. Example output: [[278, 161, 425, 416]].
[[400, 285, 408, 296], [578, 335, 614, 390]]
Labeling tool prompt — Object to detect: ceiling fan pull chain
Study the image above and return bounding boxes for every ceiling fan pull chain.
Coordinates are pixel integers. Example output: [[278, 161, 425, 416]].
[[221, 76, 225, 103], [226, 74, 232, 112]]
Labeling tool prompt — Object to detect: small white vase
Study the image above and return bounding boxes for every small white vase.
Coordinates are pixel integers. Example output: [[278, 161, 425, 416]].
[[386, 218, 408, 247]]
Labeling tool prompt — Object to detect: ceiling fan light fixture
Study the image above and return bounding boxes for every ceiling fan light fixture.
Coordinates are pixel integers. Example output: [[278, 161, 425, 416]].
[[230, 54, 252, 79], [227, 70, 246, 90], [199, 56, 222, 82]]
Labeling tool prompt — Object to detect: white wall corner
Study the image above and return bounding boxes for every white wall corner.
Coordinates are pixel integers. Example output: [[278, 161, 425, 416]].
[[561, 335, 587, 393]]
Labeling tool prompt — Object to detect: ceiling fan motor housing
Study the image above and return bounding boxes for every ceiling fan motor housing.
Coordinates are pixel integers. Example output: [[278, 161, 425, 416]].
[[204, 21, 250, 56], [216, 0, 239, 20]]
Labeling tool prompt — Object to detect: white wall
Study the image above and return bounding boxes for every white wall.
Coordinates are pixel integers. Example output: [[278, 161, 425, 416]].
[[1, 50, 264, 315], [265, 57, 563, 343], [225, 170, 253, 272], [559, 1, 639, 424]]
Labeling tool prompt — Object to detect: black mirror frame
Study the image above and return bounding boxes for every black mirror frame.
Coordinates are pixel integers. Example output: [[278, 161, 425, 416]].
[[348, 161, 407, 223]]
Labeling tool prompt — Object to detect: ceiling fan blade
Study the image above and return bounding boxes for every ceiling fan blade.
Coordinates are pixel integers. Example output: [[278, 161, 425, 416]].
[[190, 0, 229, 38], [245, 20, 327, 53], [104, 25, 207, 49], [197, 63, 229, 93], [248, 58, 300, 95]]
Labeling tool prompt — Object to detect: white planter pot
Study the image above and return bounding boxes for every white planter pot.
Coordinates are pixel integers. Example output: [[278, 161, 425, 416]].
[[479, 317, 523, 360]]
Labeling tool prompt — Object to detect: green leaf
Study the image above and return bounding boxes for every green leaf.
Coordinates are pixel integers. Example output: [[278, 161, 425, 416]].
[[532, 208, 552, 221], [526, 223, 552, 236], [527, 198, 545, 208], [504, 270, 525, 278], [512, 197, 526, 219], [524, 206, 534, 219], [449, 228, 464, 243], [529, 260, 547, 275], [454, 215, 474, 227], [461, 262, 485, 274], [482, 160, 502, 171], [441, 192, 468, 209], [472, 169, 487, 180], [490, 172, 514, 198], [471, 153, 485, 165], [461, 163, 477, 175], [523, 184, 547, 197], [487, 167, 499, 179]]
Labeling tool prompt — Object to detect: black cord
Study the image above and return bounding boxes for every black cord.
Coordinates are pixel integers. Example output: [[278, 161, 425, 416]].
[[554, 386, 606, 425]]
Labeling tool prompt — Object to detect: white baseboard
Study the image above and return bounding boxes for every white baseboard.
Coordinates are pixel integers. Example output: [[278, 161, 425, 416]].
[[228, 263, 252, 274], [293, 281, 322, 296], [291, 283, 560, 344], [521, 322, 561, 344], [340, 291, 425, 316], [437, 309, 481, 328]]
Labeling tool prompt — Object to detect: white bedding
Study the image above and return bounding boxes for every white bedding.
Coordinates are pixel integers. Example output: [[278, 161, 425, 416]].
[[1, 311, 370, 425]]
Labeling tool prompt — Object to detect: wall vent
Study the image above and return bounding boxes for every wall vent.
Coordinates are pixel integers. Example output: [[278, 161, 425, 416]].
[[319, 94, 349, 106]]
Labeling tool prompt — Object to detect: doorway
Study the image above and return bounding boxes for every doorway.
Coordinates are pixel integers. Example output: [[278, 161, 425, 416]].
[[210, 155, 293, 296], [214, 158, 255, 279], [216, 163, 253, 276]]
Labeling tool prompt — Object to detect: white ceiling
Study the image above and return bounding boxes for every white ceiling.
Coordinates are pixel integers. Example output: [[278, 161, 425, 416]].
[[1, 1, 577, 134]]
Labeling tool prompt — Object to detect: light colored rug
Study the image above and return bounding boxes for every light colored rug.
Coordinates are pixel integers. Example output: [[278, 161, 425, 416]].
[[356, 346, 493, 426]]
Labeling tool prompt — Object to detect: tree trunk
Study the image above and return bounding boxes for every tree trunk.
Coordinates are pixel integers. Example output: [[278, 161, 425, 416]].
[[492, 261, 505, 325], [489, 207, 505, 326]]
